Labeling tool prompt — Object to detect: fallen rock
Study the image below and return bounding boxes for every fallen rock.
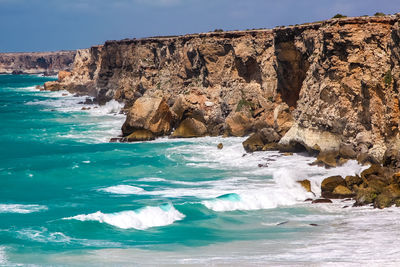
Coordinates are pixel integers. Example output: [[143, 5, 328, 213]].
[[124, 129, 155, 142], [122, 96, 173, 136], [171, 118, 207, 138], [312, 198, 333, 204], [225, 111, 252, 137], [242, 127, 280, 152], [383, 147, 400, 168], [297, 179, 312, 193], [43, 81, 60, 91], [339, 143, 357, 159], [58, 70, 72, 82], [321, 175, 346, 198], [354, 187, 378, 206], [332, 185, 355, 198], [345, 175, 363, 190]]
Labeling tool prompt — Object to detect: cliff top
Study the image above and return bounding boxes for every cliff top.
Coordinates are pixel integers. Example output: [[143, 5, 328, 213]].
[[104, 14, 400, 46]]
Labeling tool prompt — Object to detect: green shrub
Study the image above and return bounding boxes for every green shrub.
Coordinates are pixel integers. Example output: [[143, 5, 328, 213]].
[[384, 70, 392, 87], [214, 29, 224, 32], [332, 14, 347, 19], [236, 99, 254, 112], [374, 12, 385, 17]]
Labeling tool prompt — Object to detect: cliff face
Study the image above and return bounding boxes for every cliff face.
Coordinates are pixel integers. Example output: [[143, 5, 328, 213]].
[[54, 15, 400, 161], [0, 51, 76, 75]]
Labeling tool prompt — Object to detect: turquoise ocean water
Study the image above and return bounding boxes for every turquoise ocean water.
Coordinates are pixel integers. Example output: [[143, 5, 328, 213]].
[[1, 75, 400, 266]]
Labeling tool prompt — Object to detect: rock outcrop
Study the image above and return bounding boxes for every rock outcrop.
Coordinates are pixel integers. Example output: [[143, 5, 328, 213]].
[[0, 51, 75, 75]]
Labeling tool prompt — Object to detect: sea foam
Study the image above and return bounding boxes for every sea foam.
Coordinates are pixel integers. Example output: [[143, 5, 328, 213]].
[[0, 204, 48, 214], [98, 185, 144, 194], [65, 204, 185, 230]]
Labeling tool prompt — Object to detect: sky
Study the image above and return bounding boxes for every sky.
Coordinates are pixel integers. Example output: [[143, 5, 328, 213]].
[[0, 0, 399, 52]]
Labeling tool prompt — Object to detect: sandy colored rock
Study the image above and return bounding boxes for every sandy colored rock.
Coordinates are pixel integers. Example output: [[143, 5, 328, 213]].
[[171, 118, 207, 138], [321, 176, 346, 198], [332, 185, 355, 198], [122, 96, 172, 136], [125, 129, 155, 142], [58, 70, 72, 82], [297, 179, 312, 193], [225, 112, 252, 137]]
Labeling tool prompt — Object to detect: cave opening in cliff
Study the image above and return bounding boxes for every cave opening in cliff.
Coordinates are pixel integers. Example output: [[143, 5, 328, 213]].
[[275, 40, 310, 108]]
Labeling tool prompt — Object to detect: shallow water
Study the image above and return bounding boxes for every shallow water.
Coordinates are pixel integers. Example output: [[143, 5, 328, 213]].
[[1, 75, 399, 266]]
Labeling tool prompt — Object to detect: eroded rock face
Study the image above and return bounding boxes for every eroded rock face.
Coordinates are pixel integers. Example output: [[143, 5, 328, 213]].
[[43, 15, 400, 157]]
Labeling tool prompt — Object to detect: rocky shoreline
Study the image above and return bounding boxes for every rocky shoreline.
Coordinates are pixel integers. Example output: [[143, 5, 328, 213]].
[[37, 14, 400, 208]]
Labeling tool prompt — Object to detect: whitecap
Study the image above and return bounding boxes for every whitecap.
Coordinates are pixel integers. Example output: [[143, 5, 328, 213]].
[[98, 185, 144, 195], [64, 204, 185, 230], [0, 204, 48, 214]]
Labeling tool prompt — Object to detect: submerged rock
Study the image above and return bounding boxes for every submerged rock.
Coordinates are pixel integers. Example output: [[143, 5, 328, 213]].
[[312, 198, 333, 204]]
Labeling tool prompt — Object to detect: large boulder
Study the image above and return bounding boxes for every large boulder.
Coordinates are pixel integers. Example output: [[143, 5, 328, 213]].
[[43, 81, 60, 91], [225, 111, 252, 137], [321, 176, 346, 198], [171, 118, 207, 138], [122, 96, 173, 137], [383, 147, 400, 169], [242, 127, 280, 152]]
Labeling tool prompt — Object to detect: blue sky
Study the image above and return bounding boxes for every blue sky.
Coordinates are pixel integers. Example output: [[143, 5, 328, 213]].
[[0, 0, 399, 52]]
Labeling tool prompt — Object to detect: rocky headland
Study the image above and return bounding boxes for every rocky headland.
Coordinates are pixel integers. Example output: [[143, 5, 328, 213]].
[[42, 14, 400, 208], [0, 51, 76, 75]]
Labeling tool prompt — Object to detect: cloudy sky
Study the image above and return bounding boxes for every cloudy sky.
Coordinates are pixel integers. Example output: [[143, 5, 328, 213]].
[[0, 0, 399, 52]]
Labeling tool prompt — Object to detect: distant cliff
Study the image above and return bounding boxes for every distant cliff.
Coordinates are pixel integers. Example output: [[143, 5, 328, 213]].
[[49, 15, 400, 163], [0, 51, 76, 75]]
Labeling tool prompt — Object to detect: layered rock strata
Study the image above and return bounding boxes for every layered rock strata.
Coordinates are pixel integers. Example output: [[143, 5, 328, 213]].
[[0, 51, 76, 75]]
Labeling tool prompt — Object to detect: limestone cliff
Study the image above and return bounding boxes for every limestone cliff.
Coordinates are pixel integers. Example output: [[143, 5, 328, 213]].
[[0, 51, 76, 75], [52, 15, 400, 162]]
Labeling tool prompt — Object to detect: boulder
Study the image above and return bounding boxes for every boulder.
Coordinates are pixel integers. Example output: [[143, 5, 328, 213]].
[[242, 132, 264, 153], [242, 127, 280, 152], [332, 185, 355, 198], [383, 147, 400, 168], [345, 175, 363, 189], [313, 150, 340, 168], [321, 175, 346, 198], [312, 198, 333, 204], [122, 96, 173, 137], [354, 187, 377, 206], [225, 111, 252, 137], [217, 143, 223, 149], [58, 70, 72, 82], [43, 81, 60, 91], [339, 143, 357, 159], [297, 179, 312, 193], [123, 130, 155, 142], [171, 118, 207, 138]]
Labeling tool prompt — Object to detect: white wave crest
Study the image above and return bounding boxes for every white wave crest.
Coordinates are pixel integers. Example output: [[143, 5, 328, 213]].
[[65, 204, 185, 230], [0, 204, 48, 214], [98, 185, 144, 194]]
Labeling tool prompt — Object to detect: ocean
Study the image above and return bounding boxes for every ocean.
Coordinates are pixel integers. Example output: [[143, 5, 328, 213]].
[[1, 74, 400, 266]]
